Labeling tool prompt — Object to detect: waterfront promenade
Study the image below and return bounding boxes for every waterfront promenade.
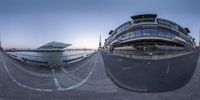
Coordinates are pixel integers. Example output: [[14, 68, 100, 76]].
[[1, 51, 200, 100]]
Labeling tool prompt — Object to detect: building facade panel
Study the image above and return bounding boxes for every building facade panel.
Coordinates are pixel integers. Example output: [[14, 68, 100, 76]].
[[104, 14, 195, 52]]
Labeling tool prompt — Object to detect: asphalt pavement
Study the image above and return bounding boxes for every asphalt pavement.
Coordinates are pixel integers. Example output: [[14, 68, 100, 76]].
[[1, 51, 200, 100], [102, 51, 199, 92]]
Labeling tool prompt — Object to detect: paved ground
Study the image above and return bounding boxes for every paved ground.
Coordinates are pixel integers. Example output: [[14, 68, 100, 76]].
[[113, 51, 193, 60], [0, 52, 121, 100], [1, 51, 200, 100], [102, 51, 199, 92]]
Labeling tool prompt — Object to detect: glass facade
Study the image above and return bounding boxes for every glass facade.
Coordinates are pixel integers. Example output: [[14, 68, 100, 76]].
[[116, 21, 131, 35], [118, 28, 175, 41], [105, 15, 195, 50]]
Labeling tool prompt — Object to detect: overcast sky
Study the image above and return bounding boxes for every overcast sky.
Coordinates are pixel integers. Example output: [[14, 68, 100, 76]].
[[0, 0, 200, 49]]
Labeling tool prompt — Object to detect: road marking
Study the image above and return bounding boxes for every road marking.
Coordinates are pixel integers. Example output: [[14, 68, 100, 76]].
[[8, 59, 53, 78], [117, 59, 123, 62], [51, 68, 62, 90], [1, 52, 99, 92], [58, 54, 99, 91], [166, 63, 170, 74], [61, 67, 68, 74], [1, 53, 54, 92], [60, 67, 80, 82], [70, 58, 88, 72], [121, 67, 132, 70], [147, 62, 151, 64]]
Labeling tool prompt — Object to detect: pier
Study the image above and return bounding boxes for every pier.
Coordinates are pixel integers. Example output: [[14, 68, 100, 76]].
[[1, 50, 200, 100]]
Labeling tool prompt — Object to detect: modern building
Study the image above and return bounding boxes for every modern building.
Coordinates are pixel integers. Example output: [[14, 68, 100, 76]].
[[104, 14, 195, 53], [37, 41, 71, 52]]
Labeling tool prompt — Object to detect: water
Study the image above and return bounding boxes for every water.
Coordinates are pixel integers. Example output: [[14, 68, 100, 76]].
[[8, 50, 96, 66]]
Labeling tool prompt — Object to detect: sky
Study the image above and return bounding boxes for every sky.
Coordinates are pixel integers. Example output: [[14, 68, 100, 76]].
[[0, 0, 200, 49]]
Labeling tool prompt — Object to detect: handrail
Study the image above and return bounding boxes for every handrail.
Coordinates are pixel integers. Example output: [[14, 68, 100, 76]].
[[7, 52, 93, 58], [6, 51, 95, 67]]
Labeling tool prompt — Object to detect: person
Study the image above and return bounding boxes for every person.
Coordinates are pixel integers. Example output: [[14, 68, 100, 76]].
[[149, 52, 153, 58]]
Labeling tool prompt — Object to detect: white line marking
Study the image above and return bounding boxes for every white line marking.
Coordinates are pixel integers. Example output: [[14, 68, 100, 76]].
[[60, 67, 81, 82], [52, 69, 62, 90], [65, 60, 97, 90], [121, 67, 132, 70], [117, 59, 123, 62], [58, 54, 99, 91], [9, 59, 53, 78], [60, 54, 98, 80], [147, 62, 151, 64], [166, 63, 170, 74], [61, 67, 68, 74], [1, 53, 54, 92], [70, 58, 88, 72], [1, 52, 99, 92]]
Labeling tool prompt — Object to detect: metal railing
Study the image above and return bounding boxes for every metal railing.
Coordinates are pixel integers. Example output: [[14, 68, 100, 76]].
[[6, 51, 95, 67]]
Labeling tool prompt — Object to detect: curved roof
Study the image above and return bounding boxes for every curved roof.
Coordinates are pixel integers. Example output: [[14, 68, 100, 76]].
[[131, 14, 157, 20]]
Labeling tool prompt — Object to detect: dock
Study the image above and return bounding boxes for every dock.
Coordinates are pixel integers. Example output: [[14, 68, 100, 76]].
[[1, 51, 200, 100]]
